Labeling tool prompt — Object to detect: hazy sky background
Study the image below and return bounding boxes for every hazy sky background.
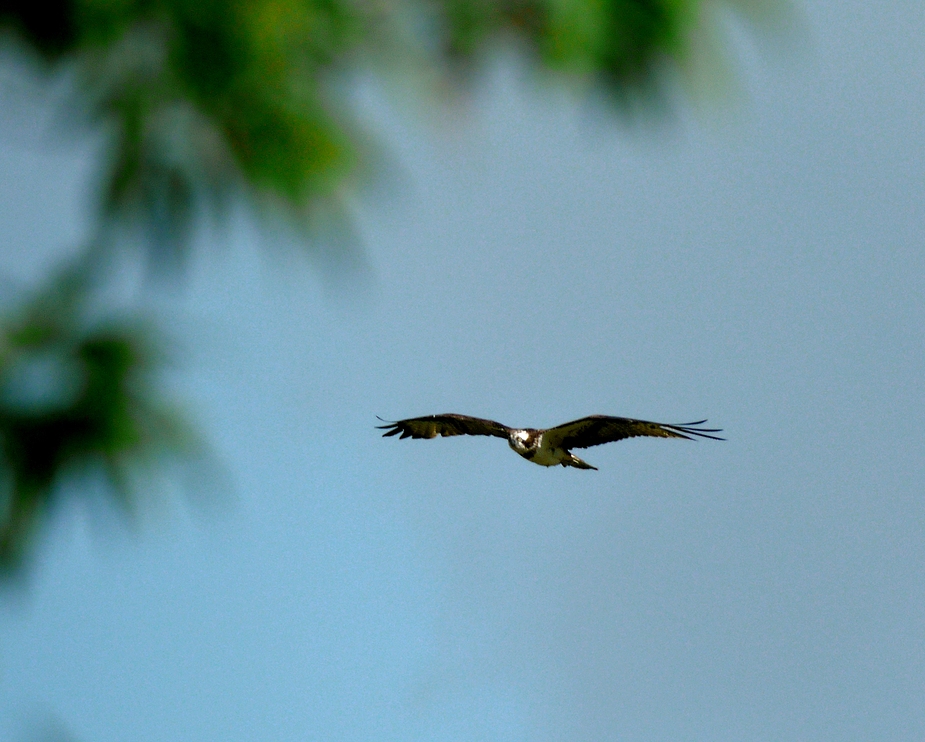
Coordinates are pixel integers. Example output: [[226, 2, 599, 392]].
[[1, 0, 924, 740]]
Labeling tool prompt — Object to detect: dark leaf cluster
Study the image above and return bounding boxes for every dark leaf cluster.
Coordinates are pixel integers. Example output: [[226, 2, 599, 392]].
[[0, 268, 196, 574]]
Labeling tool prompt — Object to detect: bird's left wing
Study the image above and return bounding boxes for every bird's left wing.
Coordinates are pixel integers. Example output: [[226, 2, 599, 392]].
[[544, 416, 724, 450], [377, 414, 512, 440]]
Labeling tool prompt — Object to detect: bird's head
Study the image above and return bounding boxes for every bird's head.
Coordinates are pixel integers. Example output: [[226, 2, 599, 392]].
[[508, 429, 537, 454]]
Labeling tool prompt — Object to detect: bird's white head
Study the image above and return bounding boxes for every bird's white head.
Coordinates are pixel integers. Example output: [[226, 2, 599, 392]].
[[508, 429, 536, 455]]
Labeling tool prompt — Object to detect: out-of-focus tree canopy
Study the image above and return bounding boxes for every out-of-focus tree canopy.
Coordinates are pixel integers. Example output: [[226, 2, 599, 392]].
[[1, 0, 783, 263], [0, 0, 783, 577], [0, 266, 196, 575]]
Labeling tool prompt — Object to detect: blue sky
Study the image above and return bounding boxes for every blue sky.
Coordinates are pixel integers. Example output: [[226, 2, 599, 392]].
[[1, 1, 924, 740]]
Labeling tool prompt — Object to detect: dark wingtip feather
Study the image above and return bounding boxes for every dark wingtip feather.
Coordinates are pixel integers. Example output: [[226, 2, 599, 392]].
[[671, 420, 725, 441], [376, 416, 402, 436]]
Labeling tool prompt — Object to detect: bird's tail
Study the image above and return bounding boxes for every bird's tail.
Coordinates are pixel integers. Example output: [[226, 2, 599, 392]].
[[563, 453, 597, 471]]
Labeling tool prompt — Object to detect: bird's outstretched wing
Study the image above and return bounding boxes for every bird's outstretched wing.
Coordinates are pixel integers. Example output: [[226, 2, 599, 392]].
[[543, 416, 724, 450], [377, 414, 512, 440]]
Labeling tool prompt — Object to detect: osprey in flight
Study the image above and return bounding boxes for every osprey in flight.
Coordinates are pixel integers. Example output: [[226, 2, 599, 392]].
[[377, 414, 723, 470]]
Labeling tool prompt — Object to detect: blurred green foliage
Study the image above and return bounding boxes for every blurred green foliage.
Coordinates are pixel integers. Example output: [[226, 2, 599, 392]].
[[1, 0, 784, 263], [0, 266, 196, 575]]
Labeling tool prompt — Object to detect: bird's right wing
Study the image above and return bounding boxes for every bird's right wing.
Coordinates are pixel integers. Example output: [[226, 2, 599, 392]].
[[544, 416, 725, 449], [377, 414, 512, 440]]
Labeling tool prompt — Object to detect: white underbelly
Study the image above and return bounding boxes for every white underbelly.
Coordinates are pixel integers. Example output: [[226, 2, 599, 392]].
[[529, 442, 567, 467]]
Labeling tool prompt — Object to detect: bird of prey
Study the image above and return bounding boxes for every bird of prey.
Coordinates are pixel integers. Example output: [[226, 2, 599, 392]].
[[377, 414, 724, 470]]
